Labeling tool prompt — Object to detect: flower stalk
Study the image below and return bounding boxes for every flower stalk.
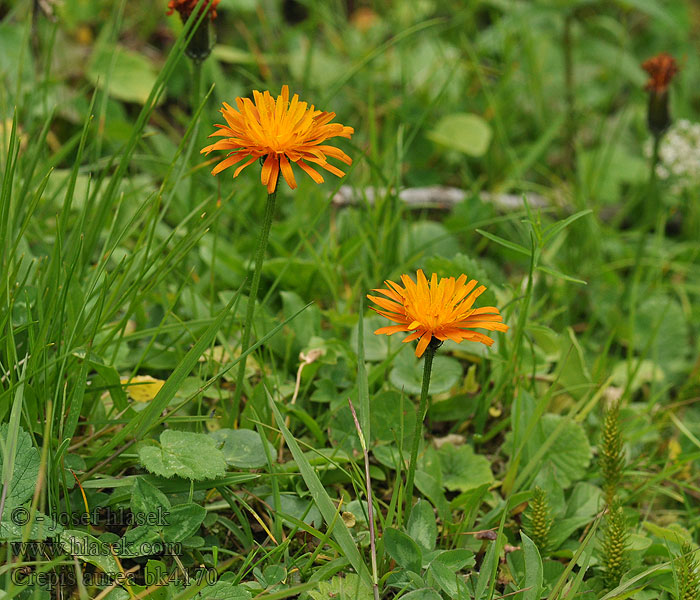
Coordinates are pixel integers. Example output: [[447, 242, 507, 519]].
[[404, 342, 436, 516], [230, 183, 278, 426], [563, 11, 575, 169]]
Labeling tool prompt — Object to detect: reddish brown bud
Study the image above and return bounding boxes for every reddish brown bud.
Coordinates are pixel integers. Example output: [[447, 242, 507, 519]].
[[167, 0, 220, 21], [641, 53, 678, 94], [642, 53, 679, 135]]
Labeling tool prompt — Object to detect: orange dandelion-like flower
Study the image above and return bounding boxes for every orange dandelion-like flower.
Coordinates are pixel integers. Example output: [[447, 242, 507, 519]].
[[201, 85, 354, 194], [642, 52, 678, 94], [167, 0, 220, 20], [367, 269, 508, 357]]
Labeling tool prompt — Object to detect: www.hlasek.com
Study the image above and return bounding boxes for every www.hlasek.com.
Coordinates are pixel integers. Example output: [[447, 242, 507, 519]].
[[11, 566, 219, 587], [11, 539, 182, 558]]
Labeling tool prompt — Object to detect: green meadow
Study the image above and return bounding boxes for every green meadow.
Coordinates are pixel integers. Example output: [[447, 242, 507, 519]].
[[1, 1, 699, 599]]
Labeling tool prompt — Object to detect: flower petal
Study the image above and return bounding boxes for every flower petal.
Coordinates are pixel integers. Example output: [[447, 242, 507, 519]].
[[279, 154, 297, 190]]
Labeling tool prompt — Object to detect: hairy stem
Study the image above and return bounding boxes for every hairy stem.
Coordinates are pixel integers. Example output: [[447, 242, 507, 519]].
[[404, 345, 435, 518], [230, 187, 277, 425]]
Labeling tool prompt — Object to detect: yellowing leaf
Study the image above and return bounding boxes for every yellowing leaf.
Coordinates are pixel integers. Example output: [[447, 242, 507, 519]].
[[199, 345, 232, 364], [121, 375, 165, 403]]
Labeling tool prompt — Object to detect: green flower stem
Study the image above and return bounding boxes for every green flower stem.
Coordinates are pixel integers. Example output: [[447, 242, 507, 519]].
[[188, 59, 203, 212], [647, 132, 662, 224], [563, 11, 575, 169], [650, 131, 662, 187], [404, 344, 435, 517], [229, 186, 277, 426]]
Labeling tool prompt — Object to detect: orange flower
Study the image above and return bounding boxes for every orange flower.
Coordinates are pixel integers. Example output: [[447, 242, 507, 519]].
[[367, 270, 508, 357], [642, 52, 678, 94], [201, 85, 353, 194]]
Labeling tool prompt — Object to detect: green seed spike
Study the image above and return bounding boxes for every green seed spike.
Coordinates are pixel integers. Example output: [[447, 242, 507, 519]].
[[522, 486, 552, 555], [601, 498, 629, 589], [600, 401, 624, 507], [677, 542, 700, 600]]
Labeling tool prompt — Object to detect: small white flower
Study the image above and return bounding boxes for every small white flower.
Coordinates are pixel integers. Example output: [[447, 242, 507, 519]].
[[652, 119, 700, 193]]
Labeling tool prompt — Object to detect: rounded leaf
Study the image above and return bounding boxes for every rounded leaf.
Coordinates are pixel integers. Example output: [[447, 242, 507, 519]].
[[383, 527, 422, 573], [427, 113, 492, 157], [210, 428, 273, 469]]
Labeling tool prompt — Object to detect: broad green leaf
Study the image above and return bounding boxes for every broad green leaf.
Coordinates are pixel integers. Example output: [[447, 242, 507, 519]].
[[308, 573, 373, 600], [138, 430, 227, 480], [564, 482, 602, 519], [88, 44, 159, 104], [210, 428, 273, 469], [131, 477, 171, 519], [197, 581, 252, 599], [429, 560, 460, 597], [642, 521, 691, 546], [0, 423, 39, 510], [145, 560, 170, 599], [408, 499, 437, 553], [402, 591, 442, 600], [370, 390, 413, 445], [401, 221, 460, 261], [0, 510, 63, 541], [118, 525, 163, 557], [263, 258, 333, 297], [414, 469, 450, 523], [474, 534, 500, 600], [437, 443, 493, 493], [281, 290, 321, 350], [61, 530, 120, 574], [390, 353, 462, 395], [511, 412, 592, 490], [548, 516, 595, 551], [632, 294, 689, 376], [433, 549, 475, 571], [578, 144, 647, 204], [162, 503, 207, 542], [427, 113, 492, 157], [557, 328, 592, 398], [261, 565, 287, 586], [536, 415, 591, 488], [383, 527, 422, 573], [521, 532, 543, 600], [264, 494, 323, 529]]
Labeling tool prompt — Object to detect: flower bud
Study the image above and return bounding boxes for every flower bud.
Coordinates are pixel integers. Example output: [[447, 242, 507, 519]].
[[641, 53, 679, 136]]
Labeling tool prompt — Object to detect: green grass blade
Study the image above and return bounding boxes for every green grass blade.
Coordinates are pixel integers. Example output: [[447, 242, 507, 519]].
[[268, 387, 371, 584], [476, 228, 530, 256]]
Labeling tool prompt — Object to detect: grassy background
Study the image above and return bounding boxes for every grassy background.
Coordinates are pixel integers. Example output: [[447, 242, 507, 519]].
[[1, 0, 699, 599]]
